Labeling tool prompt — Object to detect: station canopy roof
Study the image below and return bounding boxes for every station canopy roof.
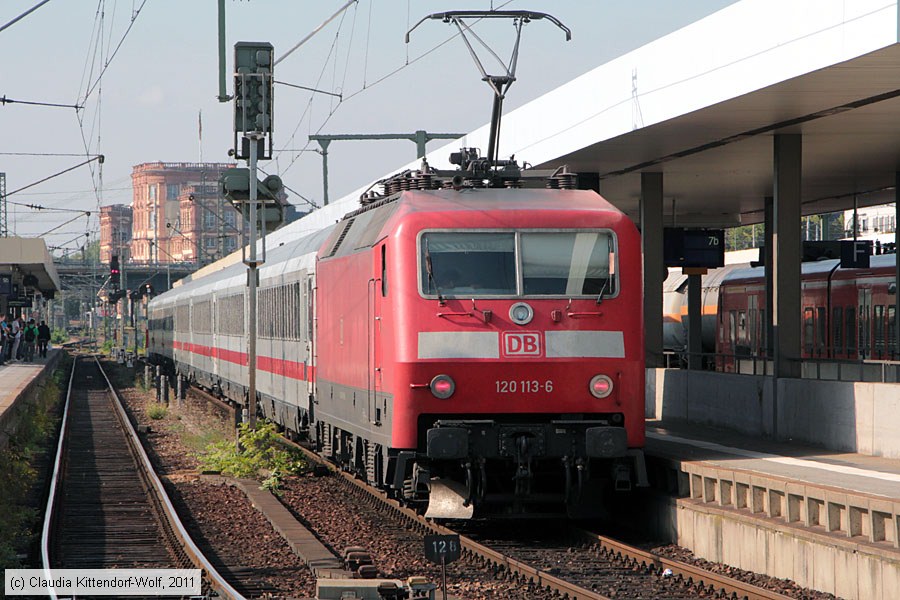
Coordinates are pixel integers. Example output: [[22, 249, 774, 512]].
[[419, 0, 900, 228], [0, 237, 62, 294]]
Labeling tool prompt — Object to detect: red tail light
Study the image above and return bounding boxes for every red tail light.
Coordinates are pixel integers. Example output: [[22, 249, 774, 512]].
[[589, 374, 613, 398], [430, 374, 455, 399]]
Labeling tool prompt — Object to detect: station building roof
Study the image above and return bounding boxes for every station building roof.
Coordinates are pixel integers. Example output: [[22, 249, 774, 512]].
[[0, 237, 62, 294]]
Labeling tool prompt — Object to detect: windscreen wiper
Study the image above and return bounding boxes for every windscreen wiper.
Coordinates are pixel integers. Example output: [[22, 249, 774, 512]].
[[424, 239, 445, 305]]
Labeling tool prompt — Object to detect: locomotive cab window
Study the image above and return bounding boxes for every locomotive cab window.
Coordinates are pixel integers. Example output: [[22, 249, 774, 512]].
[[421, 232, 516, 296], [521, 232, 615, 296], [419, 230, 617, 298]]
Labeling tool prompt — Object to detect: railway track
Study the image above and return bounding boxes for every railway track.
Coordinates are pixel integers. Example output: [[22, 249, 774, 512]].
[[41, 355, 245, 599], [179, 382, 810, 599], [270, 420, 796, 599]]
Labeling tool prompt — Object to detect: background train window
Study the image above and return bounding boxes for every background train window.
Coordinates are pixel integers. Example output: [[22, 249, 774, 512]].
[[816, 307, 826, 355], [760, 309, 766, 354], [846, 308, 856, 358], [875, 305, 885, 355], [889, 306, 897, 358], [859, 305, 870, 358], [420, 232, 516, 296], [521, 232, 615, 296], [833, 307, 843, 354], [803, 308, 814, 354], [728, 311, 736, 351]]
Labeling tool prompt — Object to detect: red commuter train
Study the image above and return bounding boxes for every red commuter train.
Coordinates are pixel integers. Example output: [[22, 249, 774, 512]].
[[717, 254, 899, 365], [149, 151, 648, 518]]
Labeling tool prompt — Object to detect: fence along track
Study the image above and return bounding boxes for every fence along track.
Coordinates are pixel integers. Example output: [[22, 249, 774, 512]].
[[41, 356, 246, 600]]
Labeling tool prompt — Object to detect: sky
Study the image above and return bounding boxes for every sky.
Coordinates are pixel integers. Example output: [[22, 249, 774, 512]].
[[0, 0, 737, 256]]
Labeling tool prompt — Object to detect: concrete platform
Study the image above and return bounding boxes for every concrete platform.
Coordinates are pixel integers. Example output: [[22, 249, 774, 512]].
[[0, 349, 62, 448], [644, 419, 900, 599]]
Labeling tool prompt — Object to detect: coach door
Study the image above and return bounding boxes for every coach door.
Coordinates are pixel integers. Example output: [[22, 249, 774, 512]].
[[306, 274, 315, 400], [859, 288, 872, 359]]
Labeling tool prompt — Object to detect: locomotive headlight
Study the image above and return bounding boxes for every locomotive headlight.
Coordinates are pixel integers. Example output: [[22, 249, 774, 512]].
[[430, 374, 456, 399], [589, 374, 614, 399], [509, 302, 534, 325]]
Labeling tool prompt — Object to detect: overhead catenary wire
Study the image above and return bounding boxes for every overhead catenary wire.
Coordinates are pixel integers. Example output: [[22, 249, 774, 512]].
[[0, 96, 83, 110], [6, 155, 105, 197], [39, 212, 91, 238], [275, 0, 358, 67], [0, 0, 53, 34], [79, 0, 149, 103]]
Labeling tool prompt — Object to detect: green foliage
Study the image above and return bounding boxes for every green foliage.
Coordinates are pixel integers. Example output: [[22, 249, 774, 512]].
[[50, 328, 68, 344], [0, 447, 38, 567], [0, 367, 63, 568], [199, 421, 305, 493], [147, 404, 167, 420], [725, 212, 846, 252], [101, 339, 114, 354]]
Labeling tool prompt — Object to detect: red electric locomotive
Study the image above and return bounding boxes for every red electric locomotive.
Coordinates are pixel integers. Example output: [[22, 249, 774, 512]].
[[313, 153, 647, 517]]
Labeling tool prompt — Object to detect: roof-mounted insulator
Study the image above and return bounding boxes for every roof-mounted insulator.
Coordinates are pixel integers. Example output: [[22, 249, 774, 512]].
[[547, 166, 578, 190]]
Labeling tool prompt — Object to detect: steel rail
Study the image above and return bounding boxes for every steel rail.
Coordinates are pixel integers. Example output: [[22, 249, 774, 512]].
[[278, 425, 793, 600], [40, 356, 246, 600], [276, 434, 608, 600], [92, 357, 246, 600], [189, 384, 792, 600], [574, 528, 794, 600], [39, 355, 76, 600]]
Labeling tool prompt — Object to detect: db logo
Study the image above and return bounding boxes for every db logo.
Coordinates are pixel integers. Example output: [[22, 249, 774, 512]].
[[502, 331, 543, 357]]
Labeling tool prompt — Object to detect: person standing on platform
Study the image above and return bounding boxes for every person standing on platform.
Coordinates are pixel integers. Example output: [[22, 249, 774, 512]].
[[0, 315, 7, 366], [37, 320, 51, 359], [10, 317, 22, 361], [23, 319, 38, 363]]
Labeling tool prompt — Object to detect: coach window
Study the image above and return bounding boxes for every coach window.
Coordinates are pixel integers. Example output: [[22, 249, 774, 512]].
[[833, 307, 843, 356], [803, 308, 814, 355]]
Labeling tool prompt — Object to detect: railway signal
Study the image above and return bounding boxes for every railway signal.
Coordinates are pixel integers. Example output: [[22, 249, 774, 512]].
[[229, 40, 278, 429], [110, 255, 120, 278], [218, 168, 286, 233], [233, 41, 273, 160]]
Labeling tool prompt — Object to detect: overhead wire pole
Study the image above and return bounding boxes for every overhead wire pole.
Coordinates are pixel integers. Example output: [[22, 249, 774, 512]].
[[308, 131, 466, 205], [0, 173, 7, 237]]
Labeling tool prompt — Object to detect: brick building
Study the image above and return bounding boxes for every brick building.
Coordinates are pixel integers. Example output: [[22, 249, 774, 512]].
[[129, 162, 238, 265], [99, 204, 132, 264]]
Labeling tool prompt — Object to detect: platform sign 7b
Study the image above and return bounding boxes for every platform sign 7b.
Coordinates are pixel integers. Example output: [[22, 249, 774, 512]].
[[425, 534, 461, 564]]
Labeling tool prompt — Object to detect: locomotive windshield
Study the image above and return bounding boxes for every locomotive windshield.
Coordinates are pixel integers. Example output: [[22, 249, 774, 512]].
[[420, 230, 617, 298]]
